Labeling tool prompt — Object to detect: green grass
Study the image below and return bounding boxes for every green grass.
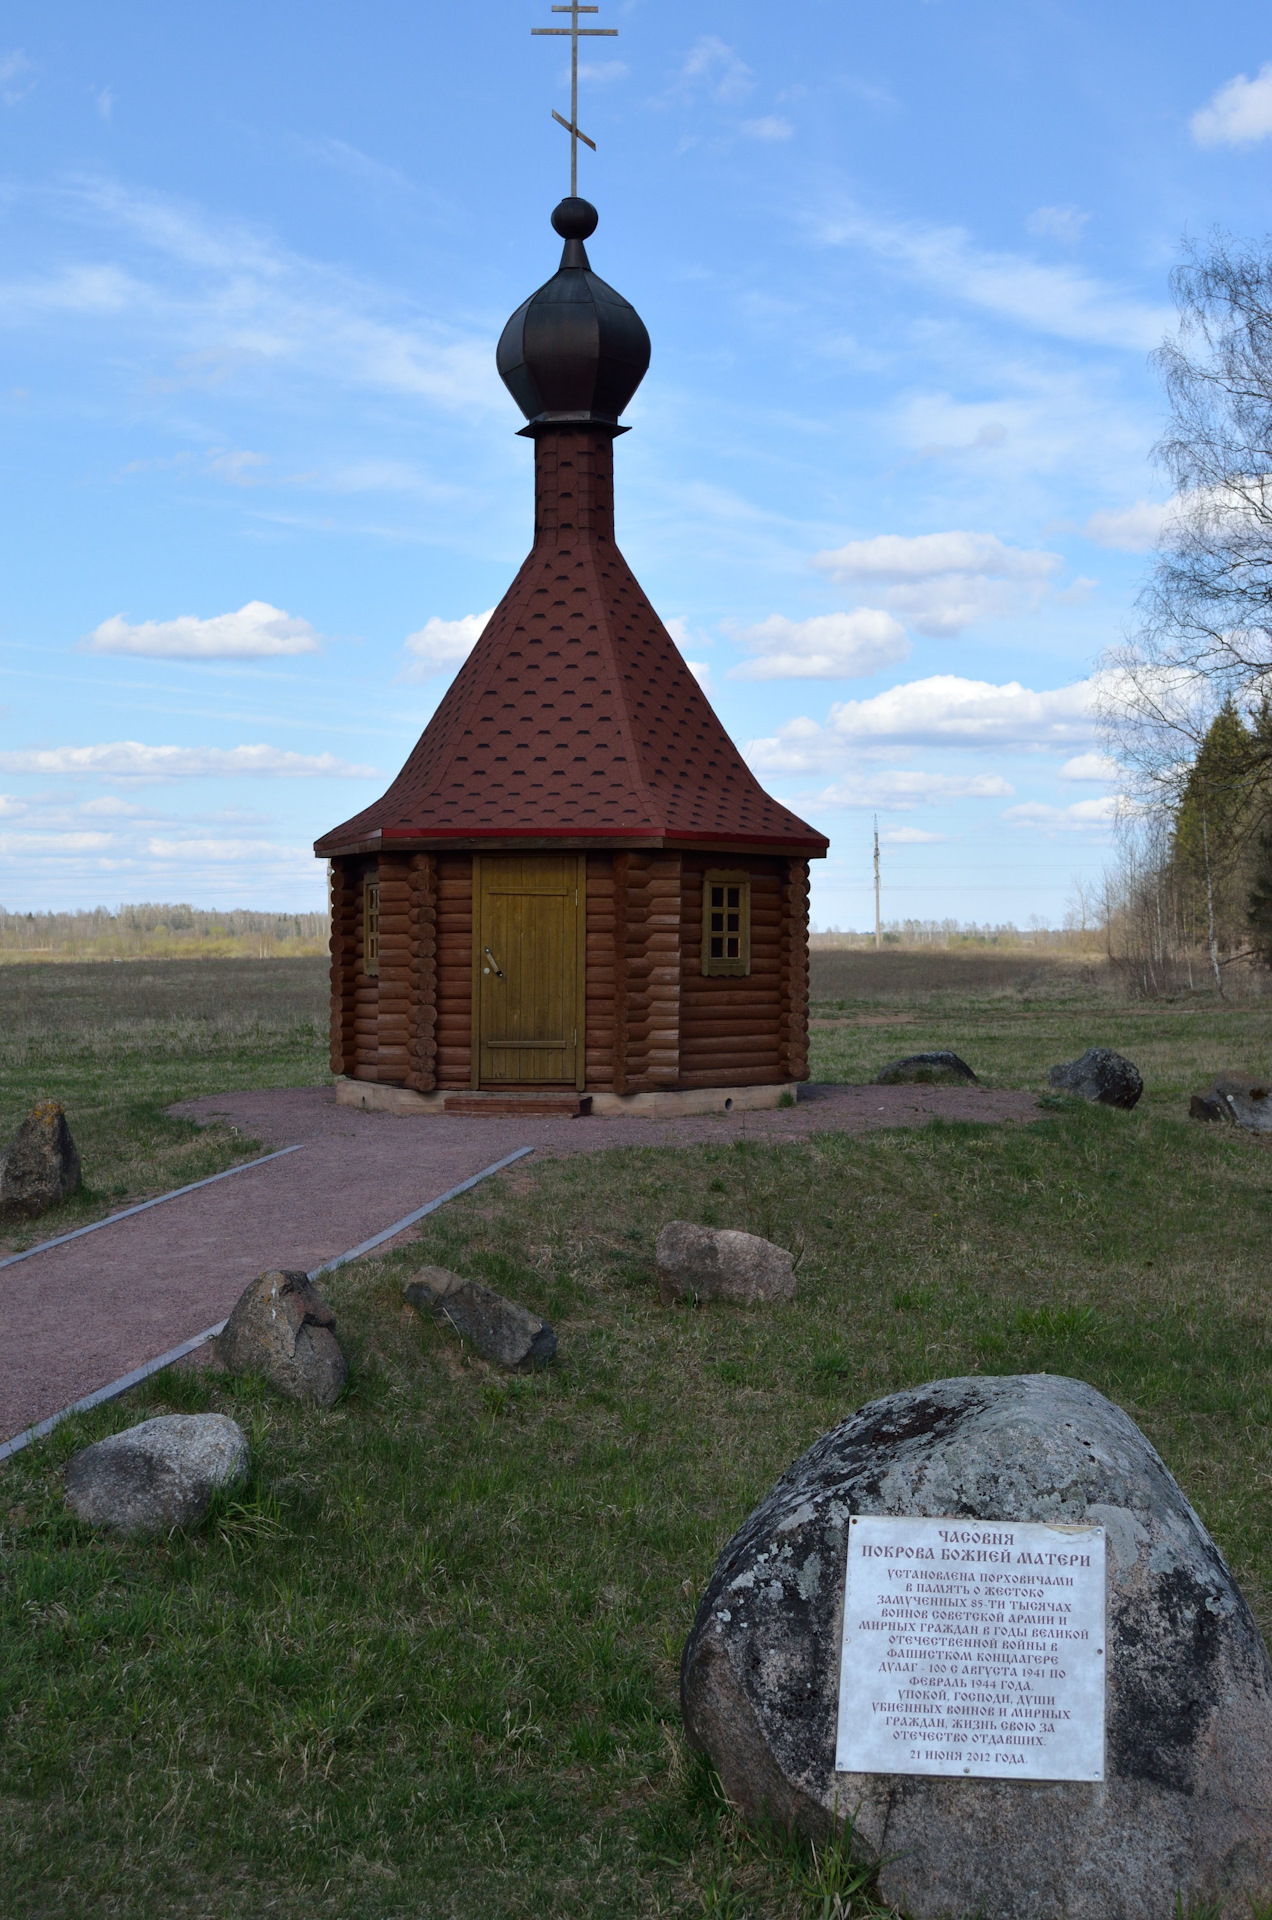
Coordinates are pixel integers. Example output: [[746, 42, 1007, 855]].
[[0, 958, 330, 1253], [2, 953, 1272, 1915]]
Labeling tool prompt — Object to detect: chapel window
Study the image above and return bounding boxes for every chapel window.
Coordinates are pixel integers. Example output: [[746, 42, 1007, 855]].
[[701, 870, 750, 978], [363, 876, 380, 978]]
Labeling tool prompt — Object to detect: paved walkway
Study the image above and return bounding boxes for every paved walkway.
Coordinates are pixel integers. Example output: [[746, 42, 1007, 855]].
[[0, 1081, 1038, 1443]]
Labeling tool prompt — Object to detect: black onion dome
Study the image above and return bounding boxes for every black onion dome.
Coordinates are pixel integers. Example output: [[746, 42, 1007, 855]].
[[497, 198, 651, 431]]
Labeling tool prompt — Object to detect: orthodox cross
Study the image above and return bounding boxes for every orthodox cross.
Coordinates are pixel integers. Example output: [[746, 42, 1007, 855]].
[[532, 3, 617, 197]]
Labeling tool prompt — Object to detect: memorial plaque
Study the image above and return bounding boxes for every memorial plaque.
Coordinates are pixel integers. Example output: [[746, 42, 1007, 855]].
[[835, 1515, 1105, 1781]]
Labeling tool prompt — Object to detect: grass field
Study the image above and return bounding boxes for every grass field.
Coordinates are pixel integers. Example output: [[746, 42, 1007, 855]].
[[0, 959, 329, 1255], [2, 953, 1272, 1918]]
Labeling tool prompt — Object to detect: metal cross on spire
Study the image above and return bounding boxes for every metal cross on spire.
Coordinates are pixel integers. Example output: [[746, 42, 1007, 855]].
[[532, 2, 617, 197]]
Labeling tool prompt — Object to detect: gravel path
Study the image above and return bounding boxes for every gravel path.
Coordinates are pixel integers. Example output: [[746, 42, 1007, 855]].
[[1, 1081, 1038, 1443]]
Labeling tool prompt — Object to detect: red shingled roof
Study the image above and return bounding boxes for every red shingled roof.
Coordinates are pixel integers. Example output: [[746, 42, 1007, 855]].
[[315, 432, 827, 858]]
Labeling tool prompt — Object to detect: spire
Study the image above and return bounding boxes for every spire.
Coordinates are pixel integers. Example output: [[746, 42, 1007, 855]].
[[314, 191, 826, 862], [497, 199, 650, 434]]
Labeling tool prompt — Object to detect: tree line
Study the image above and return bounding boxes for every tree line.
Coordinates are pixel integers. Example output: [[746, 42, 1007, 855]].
[[1100, 232, 1272, 992]]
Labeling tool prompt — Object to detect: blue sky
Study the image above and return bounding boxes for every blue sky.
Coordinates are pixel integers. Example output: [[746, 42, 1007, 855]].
[[2, 2, 1271, 926]]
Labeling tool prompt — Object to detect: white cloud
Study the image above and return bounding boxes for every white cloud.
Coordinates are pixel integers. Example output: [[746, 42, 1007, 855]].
[[83, 600, 321, 660], [1191, 64, 1272, 148], [807, 770, 1015, 812], [1061, 752, 1120, 782], [0, 50, 33, 106], [741, 116, 793, 142], [728, 609, 909, 680], [880, 826, 950, 844], [0, 743, 376, 779], [400, 608, 493, 680], [686, 659, 713, 690], [208, 449, 269, 486], [96, 86, 115, 123], [0, 178, 497, 415], [1083, 499, 1171, 551], [811, 532, 1061, 637], [146, 837, 309, 862], [673, 37, 754, 104], [0, 831, 114, 854], [576, 60, 628, 85], [810, 203, 1169, 350], [1026, 205, 1089, 244], [1002, 797, 1118, 833], [746, 674, 1098, 771]]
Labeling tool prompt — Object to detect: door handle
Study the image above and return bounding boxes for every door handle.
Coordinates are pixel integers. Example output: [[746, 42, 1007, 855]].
[[483, 945, 505, 979]]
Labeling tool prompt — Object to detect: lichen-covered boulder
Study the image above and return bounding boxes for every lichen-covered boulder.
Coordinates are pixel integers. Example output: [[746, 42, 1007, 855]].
[[64, 1413, 248, 1534], [681, 1374, 1272, 1920], [0, 1100, 81, 1220], [403, 1266, 557, 1370], [217, 1269, 347, 1406], [1049, 1048, 1143, 1110], [874, 1051, 978, 1087], [1190, 1075, 1272, 1132], [656, 1222, 796, 1306]]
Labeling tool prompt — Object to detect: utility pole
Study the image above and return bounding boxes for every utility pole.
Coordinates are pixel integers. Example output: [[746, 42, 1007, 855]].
[[873, 816, 881, 949]]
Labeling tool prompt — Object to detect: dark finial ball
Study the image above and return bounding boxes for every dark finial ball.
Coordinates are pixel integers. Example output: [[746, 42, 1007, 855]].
[[551, 197, 598, 241]]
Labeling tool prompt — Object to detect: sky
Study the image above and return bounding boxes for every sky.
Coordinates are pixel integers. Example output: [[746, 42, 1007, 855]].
[[2, 3, 1272, 928]]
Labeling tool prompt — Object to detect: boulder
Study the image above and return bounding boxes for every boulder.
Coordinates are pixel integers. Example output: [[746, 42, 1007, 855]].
[[1049, 1047, 1143, 1110], [656, 1222, 796, 1306], [217, 1269, 347, 1406], [0, 1100, 82, 1221], [64, 1412, 248, 1535], [874, 1051, 978, 1087], [1190, 1076, 1272, 1132], [681, 1374, 1272, 1920], [403, 1265, 557, 1370]]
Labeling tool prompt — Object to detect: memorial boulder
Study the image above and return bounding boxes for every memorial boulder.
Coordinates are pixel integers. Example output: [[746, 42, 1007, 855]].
[[680, 1373, 1272, 1920], [874, 1051, 978, 1087], [64, 1413, 248, 1535], [217, 1269, 347, 1406], [403, 1266, 557, 1370], [1048, 1048, 1143, 1110], [656, 1223, 796, 1307], [0, 1099, 81, 1220], [1190, 1075, 1272, 1132]]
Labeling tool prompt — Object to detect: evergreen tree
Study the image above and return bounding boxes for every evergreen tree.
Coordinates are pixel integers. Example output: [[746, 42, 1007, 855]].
[[1250, 829, 1272, 965], [1171, 699, 1257, 873]]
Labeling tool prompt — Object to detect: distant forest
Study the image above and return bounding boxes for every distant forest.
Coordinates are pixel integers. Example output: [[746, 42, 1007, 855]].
[[0, 903, 329, 962]]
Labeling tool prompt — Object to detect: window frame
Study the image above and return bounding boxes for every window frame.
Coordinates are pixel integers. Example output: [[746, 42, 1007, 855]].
[[363, 874, 380, 978], [701, 869, 751, 978]]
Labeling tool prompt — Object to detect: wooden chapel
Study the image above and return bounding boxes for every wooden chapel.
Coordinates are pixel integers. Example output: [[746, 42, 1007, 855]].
[[314, 196, 828, 1115]]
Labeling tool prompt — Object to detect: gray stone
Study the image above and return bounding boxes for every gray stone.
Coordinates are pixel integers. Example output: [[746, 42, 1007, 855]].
[[217, 1269, 347, 1406], [656, 1222, 796, 1306], [0, 1099, 81, 1221], [1049, 1047, 1143, 1109], [1190, 1075, 1272, 1132], [874, 1051, 979, 1087], [403, 1265, 557, 1370], [681, 1373, 1272, 1920], [64, 1412, 248, 1535]]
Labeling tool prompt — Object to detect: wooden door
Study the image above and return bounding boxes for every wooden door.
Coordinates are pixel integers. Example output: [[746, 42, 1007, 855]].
[[473, 855, 586, 1087]]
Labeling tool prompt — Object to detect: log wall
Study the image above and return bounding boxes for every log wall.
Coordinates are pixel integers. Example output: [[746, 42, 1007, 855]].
[[347, 857, 379, 1082], [435, 853, 473, 1088], [328, 847, 809, 1093], [781, 858, 811, 1082], [584, 853, 617, 1089], [328, 860, 359, 1078], [679, 855, 786, 1088], [406, 853, 439, 1091]]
